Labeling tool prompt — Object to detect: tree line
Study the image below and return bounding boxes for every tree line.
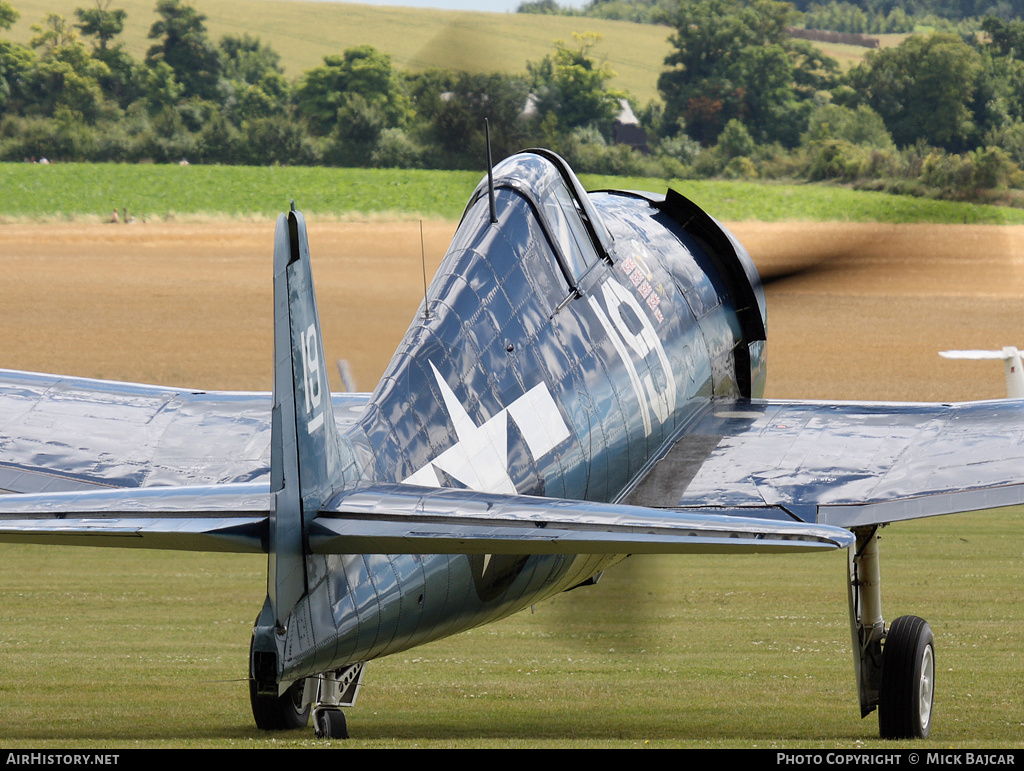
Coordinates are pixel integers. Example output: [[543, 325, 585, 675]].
[[2, 0, 1024, 205], [519, 0, 1024, 26]]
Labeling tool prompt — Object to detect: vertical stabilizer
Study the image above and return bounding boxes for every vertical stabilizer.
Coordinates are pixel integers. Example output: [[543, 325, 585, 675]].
[[268, 208, 345, 627]]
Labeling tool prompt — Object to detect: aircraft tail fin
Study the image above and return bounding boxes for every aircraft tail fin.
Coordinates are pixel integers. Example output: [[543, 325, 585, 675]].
[[267, 206, 349, 625]]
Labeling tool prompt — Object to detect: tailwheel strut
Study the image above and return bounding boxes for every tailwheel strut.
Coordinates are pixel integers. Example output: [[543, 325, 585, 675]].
[[313, 662, 366, 740]]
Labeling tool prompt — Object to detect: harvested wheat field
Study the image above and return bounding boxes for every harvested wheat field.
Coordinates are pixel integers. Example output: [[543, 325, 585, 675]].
[[2, 220, 1023, 402]]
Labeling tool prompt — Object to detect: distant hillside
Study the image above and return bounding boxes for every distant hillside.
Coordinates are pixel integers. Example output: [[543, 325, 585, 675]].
[[6, 0, 675, 103]]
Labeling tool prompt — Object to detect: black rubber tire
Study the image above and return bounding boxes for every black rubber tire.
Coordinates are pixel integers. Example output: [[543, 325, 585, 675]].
[[250, 677, 311, 730], [878, 615, 935, 739], [248, 631, 310, 730], [315, 708, 349, 740]]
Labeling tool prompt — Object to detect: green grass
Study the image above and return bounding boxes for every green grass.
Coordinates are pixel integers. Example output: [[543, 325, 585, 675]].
[[5, 0, 675, 104], [1, 507, 1021, 747], [0, 162, 484, 221], [4, 162, 1024, 224]]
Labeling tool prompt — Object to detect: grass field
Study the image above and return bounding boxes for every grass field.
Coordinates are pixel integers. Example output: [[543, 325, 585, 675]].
[[6, 162, 1024, 224], [2, 507, 1020, 748], [5, 0, 676, 104]]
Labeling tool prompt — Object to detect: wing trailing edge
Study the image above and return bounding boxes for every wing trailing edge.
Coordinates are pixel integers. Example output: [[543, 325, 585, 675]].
[[309, 483, 855, 555]]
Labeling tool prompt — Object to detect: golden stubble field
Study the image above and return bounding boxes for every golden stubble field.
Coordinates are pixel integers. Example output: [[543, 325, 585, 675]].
[[3, 220, 1024, 402]]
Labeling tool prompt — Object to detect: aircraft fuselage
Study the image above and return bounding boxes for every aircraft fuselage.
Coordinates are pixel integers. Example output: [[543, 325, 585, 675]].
[[273, 152, 767, 683]]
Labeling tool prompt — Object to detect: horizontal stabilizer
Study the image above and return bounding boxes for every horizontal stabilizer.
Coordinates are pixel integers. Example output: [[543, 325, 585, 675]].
[[0, 482, 268, 552], [310, 484, 855, 555]]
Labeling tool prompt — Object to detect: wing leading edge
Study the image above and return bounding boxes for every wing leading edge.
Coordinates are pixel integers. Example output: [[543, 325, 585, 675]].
[[624, 397, 1024, 528]]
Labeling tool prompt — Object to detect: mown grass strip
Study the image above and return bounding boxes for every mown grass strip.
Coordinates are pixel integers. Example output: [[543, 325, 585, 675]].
[[4, 162, 1024, 225], [1, 505, 1021, 747]]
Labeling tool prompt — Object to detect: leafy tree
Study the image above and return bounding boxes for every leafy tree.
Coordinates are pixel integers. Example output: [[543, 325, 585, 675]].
[[971, 44, 1024, 141], [847, 33, 983, 150], [29, 12, 78, 54], [0, 40, 33, 114], [220, 33, 282, 85], [981, 16, 1024, 58], [145, 0, 221, 102], [140, 58, 182, 111], [371, 127, 421, 168], [411, 70, 533, 169], [240, 114, 319, 166], [804, 103, 894, 148], [715, 118, 755, 160], [658, 0, 838, 146], [70, 2, 138, 108], [527, 33, 621, 137], [24, 14, 112, 123], [516, 0, 562, 13], [295, 46, 409, 137], [0, 3, 33, 114], [219, 34, 288, 125], [0, 0, 19, 31], [74, 0, 126, 52]]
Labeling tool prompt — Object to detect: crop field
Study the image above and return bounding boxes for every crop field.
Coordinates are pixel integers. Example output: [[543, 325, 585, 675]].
[[5, 162, 1024, 225], [5, 0, 676, 104], [1, 213, 1022, 748], [4, 0, 892, 105]]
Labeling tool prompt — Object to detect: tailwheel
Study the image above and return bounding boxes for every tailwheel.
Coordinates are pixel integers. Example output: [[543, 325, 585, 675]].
[[314, 707, 349, 740], [878, 615, 935, 739]]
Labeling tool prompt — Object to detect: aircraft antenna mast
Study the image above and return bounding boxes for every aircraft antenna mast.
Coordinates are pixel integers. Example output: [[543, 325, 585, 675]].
[[420, 220, 430, 319], [485, 119, 497, 224]]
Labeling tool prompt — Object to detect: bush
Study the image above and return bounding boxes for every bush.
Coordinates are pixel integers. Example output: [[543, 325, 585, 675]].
[[921, 149, 975, 196], [971, 146, 1022, 190], [723, 155, 757, 179], [371, 128, 423, 168], [715, 119, 755, 161], [804, 139, 870, 181]]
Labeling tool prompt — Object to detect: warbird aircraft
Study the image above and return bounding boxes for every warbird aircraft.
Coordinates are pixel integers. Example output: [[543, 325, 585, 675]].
[[1, 149, 1022, 741]]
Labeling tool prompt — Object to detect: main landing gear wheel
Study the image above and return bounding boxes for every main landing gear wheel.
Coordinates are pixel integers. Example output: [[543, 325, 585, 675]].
[[249, 633, 311, 730], [878, 615, 935, 739], [314, 708, 348, 740], [250, 677, 311, 730]]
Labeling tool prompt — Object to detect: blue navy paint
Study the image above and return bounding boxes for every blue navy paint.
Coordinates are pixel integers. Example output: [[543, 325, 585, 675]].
[[264, 151, 772, 682]]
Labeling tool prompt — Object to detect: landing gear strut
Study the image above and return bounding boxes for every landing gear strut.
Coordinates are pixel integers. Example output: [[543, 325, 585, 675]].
[[848, 526, 935, 739]]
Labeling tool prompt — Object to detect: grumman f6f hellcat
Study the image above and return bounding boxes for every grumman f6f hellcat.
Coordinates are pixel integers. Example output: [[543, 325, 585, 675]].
[[5, 149, 1023, 740]]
